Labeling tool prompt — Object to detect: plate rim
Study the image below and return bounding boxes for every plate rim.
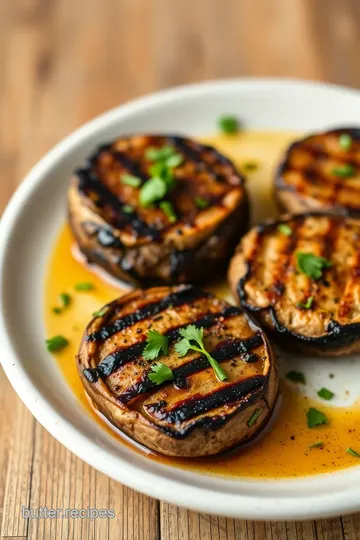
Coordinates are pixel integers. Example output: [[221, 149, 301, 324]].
[[1, 77, 360, 521]]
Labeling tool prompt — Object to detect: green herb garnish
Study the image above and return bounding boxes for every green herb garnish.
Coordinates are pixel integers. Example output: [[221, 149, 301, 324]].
[[296, 252, 332, 280], [140, 145, 182, 207], [159, 201, 177, 223], [286, 371, 306, 384], [332, 164, 355, 178], [121, 174, 142, 188], [75, 282, 94, 291], [92, 308, 107, 318], [309, 441, 324, 449], [122, 204, 134, 214], [143, 330, 169, 361], [139, 177, 167, 207], [46, 335, 69, 352], [297, 296, 314, 310], [242, 161, 258, 171], [218, 115, 240, 134], [247, 408, 264, 427], [339, 133, 352, 151], [175, 325, 227, 382], [52, 292, 71, 314], [317, 387, 334, 400], [148, 362, 174, 385], [307, 408, 329, 428], [195, 196, 209, 209], [346, 447, 360, 458], [278, 224, 292, 236]]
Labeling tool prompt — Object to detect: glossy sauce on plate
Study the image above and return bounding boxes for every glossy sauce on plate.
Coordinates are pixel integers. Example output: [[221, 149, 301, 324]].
[[44, 131, 360, 478]]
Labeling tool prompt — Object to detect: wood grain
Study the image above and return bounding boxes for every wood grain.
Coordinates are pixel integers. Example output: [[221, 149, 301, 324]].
[[1, 0, 360, 538]]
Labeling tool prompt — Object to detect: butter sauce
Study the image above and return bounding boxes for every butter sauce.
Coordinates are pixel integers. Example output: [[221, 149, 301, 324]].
[[45, 131, 360, 478]]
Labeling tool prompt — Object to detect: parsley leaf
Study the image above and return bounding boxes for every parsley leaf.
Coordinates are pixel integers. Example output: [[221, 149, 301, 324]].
[[52, 292, 71, 314], [121, 174, 142, 188], [148, 362, 174, 385], [146, 145, 174, 162], [317, 387, 334, 400], [139, 177, 167, 207], [159, 201, 177, 223], [122, 204, 134, 214], [307, 408, 329, 428], [143, 330, 169, 361], [339, 133, 352, 151], [46, 335, 69, 352], [218, 115, 240, 134], [195, 196, 209, 209], [309, 441, 324, 449], [92, 308, 107, 318], [297, 296, 314, 309], [296, 252, 332, 280], [75, 282, 94, 291], [247, 408, 264, 427], [332, 164, 355, 177], [286, 371, 306, 384], [175, 325, 227, 382], [346, 447, 360, 458], [278, 223, 292, 236]]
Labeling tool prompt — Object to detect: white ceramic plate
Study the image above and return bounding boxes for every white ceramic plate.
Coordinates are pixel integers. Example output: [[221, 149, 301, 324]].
[[1, 79, 360, 521]]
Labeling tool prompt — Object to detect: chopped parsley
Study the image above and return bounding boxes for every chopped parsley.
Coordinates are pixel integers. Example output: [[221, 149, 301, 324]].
[[218, 115, 240, 134], [139, 177, 167, 207], [296, 252, 332, 280], [278, 223, 292, 236], [332, 164, 355, 178], [143, 330, 169, 361], [307, 407, 328, 428], [309, 441, 324, 449], [317, 387, 334, 400], [139, 145, 182, 207], [195, 196, 209, 209], [297, 296, 314, 310], [121, 173, 142, 188], [286, 371, 306, 385], [247, 408, 264, 427], [159, 201, 177, 223], [148, 362, 174, 385], [339, 133, 352, 151], [92, 308, 107, 318], [75, 282, 94, 291], [46, 335, 69, 352], [346, 447, 360, 458], [175, 325, 227, 382], [122, 204, 134, 214], [242, 161, 259, 171], [52, 292, 71, 314]]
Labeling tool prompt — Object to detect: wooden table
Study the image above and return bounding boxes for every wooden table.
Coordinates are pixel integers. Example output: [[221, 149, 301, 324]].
[[1, 1, 360, 538]]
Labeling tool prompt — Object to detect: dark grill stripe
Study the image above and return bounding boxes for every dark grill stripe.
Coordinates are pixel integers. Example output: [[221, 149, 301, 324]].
[[76, 167, 158, 239], [95, 305, 241, 378], [144, 375, 265, 424], [117, 334, 263, 404], [113, 150, 149, 182], [87, 285, 208, 342]]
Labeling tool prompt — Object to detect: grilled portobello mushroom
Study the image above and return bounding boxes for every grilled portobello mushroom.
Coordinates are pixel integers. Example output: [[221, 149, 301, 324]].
[[68, 134, 249, 285], [275, 127, 360, 216], [228, 213, 360, 356], [77, 284, 278, 457]]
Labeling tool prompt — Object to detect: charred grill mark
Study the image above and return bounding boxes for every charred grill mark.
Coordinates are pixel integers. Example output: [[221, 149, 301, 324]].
[[269, 218, 304, 303], [116, 334, 263, 404], [87, 285, 209, 342], [92, 305, 242, 379], [76, 168, 159, 239], [113, 150, 148, 182], [339, 241, 360, 319], [238, 212, 360, 349], [144, 375, 266, 424]]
